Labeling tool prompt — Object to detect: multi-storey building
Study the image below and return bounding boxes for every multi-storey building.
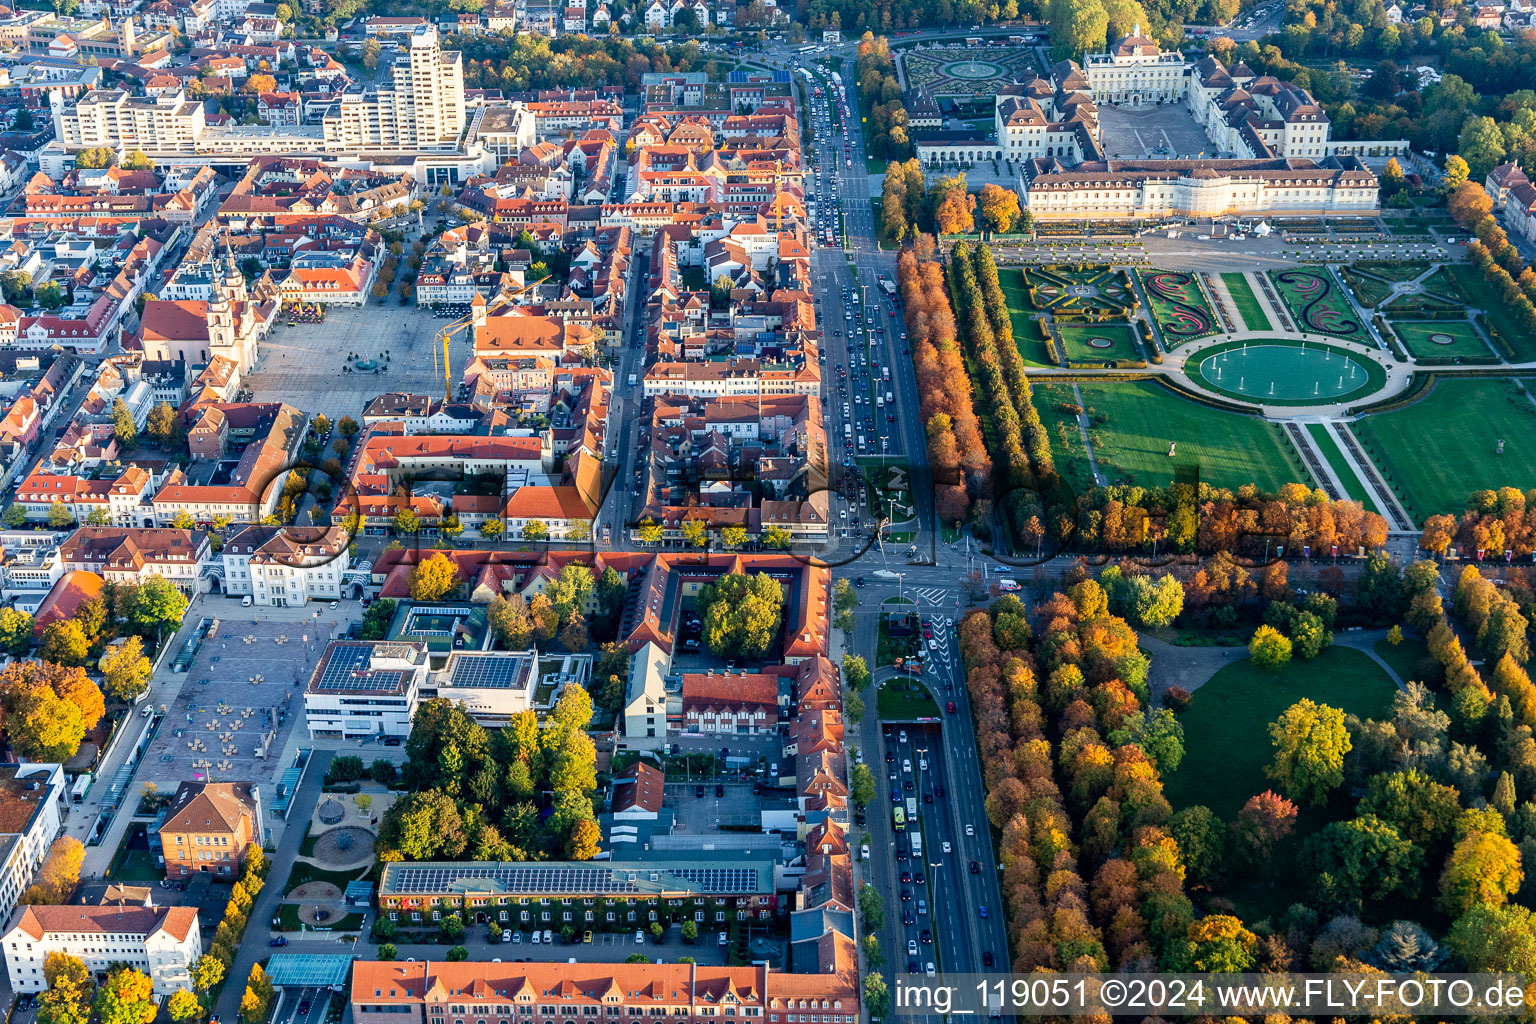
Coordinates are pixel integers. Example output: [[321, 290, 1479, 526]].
[[303, 640, 427, 739], [221, 525, 350, 606], [351, 961, 859, 1024], [2, 905, 202, 996], [322, 26, 465, 151], [58, 527, 211, 591], [0, 765, 66, 929], [53, 89, 206, 154], [156, 781, 260, 880], [376, 856, 779, 929]]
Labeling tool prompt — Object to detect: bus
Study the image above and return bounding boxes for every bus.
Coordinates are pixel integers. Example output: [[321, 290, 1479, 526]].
[[893, 806, 906, 831]]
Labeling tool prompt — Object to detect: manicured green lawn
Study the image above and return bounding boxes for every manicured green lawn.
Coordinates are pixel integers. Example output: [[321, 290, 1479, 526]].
[[1359, 261, 1432, 282], [1448, 264, 1536, 360], [877, 676, 940, 720], [1221, 272, 1271, 330], [1269, 269, 1365, 338], [1375, 633, 1432, 686], [1339, 267, 1398, 308], [1034, 380, 1096, 494], [998, 268, 1055, 367], [1055, 322, 1141, 364], [1076, 381, 1311, 492], [1163, 646, 1397, 819], [1390, 320, 1495, 362], [1352, 377, 1536, 520], [1303, 423, 1378, 513]]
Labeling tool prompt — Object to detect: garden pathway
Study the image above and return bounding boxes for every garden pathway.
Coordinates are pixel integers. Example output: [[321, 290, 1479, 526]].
[[1322, 419, 1416, 530], [1139, 632, 1248, 700], [1333, 628, 1408, 693], [1070, 382, 1108, 487]]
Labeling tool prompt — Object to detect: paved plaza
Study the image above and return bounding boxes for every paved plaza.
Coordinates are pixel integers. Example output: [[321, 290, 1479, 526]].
[[244, 302, 448, 421], [138, 606, 352, 790]]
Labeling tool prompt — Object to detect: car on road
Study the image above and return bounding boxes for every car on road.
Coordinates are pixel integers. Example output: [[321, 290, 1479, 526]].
[[907, 940, 918, 956], [900, 870, 911, 883], [970, 860, 981, 874], [942, 841, 951, 854], [696, 785, 705, 797], [965, 824, 974, 837], [297, 1003, 310, 1015], [920, 929, 932, 944], [901, 888, 912, 901], [946, 701, 957, 713], [979, 905, 989, 918], [982, 951, 995, 968], [715, 784, 725, 797], [269, 936, 288, 946]]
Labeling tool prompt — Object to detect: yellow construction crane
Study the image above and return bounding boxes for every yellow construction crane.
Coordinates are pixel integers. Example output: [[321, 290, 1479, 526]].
[[432, 291, 514, 404]]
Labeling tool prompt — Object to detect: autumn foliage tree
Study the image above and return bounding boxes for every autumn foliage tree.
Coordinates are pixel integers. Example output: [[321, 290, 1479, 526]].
[[898, 247, 990, 525], [0, 661, 104, 762]]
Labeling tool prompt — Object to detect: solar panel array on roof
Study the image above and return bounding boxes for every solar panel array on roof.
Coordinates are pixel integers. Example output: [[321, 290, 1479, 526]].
[[727, 70, 792, 83], [387, 864, 761, 895], [312, 643, 415, 693], [447, 653, 530, 690]]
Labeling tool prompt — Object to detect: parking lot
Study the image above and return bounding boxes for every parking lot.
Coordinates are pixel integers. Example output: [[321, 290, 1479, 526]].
[[244, 302, 449, 422]]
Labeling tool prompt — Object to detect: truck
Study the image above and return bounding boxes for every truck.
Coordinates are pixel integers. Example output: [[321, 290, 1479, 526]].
[[905, 796, 919, 821], [910, 833, 923, 859], [878, 279, 898, 300]]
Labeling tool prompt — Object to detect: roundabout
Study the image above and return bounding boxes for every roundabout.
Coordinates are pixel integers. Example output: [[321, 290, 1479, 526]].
[[1184, 336, 1389, 407]]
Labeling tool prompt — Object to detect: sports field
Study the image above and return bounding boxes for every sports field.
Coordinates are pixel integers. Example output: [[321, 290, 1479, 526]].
[[998, 268, 1056, 367], [1076, 380, 1310, 492], [1055, 322, 1141, 364], [1138, 270, 1218, 345], [1190, 338, 1385, 405], [1270, 269, 1365, 338], [1390, 320, 1495, 361], [1220, 273, 1271, 331], [1162, 646, 1396, 818], [1352, 377, 1536, 520]]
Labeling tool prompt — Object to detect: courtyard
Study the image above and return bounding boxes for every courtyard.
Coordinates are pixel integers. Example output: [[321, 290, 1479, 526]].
[[1094, 102, 1212, 160]]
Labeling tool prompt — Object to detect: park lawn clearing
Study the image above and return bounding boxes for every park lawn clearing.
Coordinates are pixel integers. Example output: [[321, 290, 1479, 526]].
[[1221, 272, 1272, 330], [1358, 261, 1432, 283], [1375, 634, 1432, 686], [1138, 269, 1218, 346], [1055, 322, 1141, 365], [1269, 268, 1365, 338], [1390, 320, 1495, 362], [998, 268, 1055, 367], [1076, 381, 1309, 493], [1033, 380, 1096, 493], [1303, 423, 1378, 513], [1162, 645, 1397, 820], [1352, 377, 1536, 520], [1448, 263, 1536, 361]]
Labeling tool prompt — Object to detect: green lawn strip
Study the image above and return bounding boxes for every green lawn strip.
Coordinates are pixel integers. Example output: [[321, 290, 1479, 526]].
[[1351, 377, 1536, 520], [1422, 264, 1465, 299], [877, 676, 940, 720], [1054, 322, 1141, 364], [1076, 381, 1310, 493], [1303, 422, 1379, 513], [1389, 320, 1497, 362], [1374, 634, 1432, 686], [1447, 264, 1536, 361], [1162, 646, 1397, 819], [1033, 380, 1096, 493], [1221, 272, 1272, 330], [998, 268, 1055, 368], [1358, 261, 1432, 283]]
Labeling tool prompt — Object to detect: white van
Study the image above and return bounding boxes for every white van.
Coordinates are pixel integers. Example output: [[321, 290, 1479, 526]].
[[241, 596, 253, 607]]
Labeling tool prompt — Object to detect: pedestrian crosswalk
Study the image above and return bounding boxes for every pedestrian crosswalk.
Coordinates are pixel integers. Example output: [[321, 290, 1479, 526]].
[[912, 587, 948, 606]]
